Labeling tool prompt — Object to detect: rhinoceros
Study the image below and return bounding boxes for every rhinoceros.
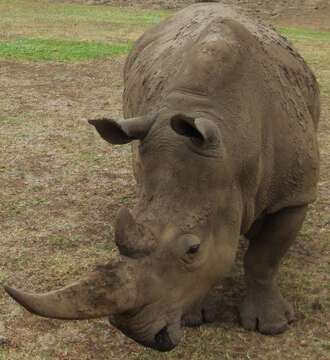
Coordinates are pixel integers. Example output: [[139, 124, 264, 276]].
[[4, 2, 319, 352]]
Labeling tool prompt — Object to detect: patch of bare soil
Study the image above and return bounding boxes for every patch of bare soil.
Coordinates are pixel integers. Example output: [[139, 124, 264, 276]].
[[0, 57, 132, 291], [0, 58, 140, 359]]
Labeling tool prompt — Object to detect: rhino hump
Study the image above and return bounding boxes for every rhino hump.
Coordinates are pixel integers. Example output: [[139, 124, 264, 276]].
[[123, 3, 320, 218]]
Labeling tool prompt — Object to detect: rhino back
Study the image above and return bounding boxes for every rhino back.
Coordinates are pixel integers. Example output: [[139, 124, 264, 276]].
[[123, 3, 318, 119], [123, 3, 320, 218]]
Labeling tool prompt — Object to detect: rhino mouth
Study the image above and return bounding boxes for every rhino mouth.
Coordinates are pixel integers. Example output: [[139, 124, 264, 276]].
[[118, 324, 179, 352], [110, 310, 183, 352], [153, 325, 177, 352]]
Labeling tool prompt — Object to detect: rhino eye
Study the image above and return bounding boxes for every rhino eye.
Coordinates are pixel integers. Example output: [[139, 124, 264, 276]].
[[180, 234, 201, 258], [187, 244, 200, 254]]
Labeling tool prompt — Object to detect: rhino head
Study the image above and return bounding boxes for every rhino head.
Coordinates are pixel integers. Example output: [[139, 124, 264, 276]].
[[4, 111, 240, 351]]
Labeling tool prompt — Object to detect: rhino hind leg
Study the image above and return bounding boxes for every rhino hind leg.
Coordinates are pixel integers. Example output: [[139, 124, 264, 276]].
[[240, 205, 308, 335]]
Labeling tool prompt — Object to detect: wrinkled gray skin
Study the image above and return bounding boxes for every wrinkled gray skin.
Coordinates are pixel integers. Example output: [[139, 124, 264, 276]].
[[4, 3, 319, 353]]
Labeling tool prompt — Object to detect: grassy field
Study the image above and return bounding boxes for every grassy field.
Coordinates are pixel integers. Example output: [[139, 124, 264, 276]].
[[0, 38, 131, 62], [0, 1, 329, 359], [0, 0, 171, 61]]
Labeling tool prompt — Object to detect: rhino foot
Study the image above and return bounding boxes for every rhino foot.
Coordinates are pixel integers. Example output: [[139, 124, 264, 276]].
[[182, 297, 217, 327], [239, 288, 294, 335]]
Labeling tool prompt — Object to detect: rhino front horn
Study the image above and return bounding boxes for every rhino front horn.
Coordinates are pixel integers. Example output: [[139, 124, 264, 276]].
[[3, 260, 138, 320]]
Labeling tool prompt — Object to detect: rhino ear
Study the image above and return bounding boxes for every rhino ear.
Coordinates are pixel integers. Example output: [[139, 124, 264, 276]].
[[89, 113, 157, 145], [170, 114, 220, 145]]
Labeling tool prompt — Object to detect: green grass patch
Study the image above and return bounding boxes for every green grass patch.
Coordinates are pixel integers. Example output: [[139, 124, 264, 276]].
[[0, 0, 172, 43], [0, 37, 131, 62], [278, 27, 330, 43], [0, 0, 171, 25], [0, 0, 170, 62], [0, 116, 22, 125]]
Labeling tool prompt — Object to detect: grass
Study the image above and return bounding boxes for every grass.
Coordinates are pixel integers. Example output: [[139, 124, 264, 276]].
[[0, 0, 171, 62], [0, 0, 171, 43], [0, 0, 170, 26], [278, 27, 330, 42], [0, 1, 329, 360], [0, 38, 131, 62], [0, 0, 172, 62]]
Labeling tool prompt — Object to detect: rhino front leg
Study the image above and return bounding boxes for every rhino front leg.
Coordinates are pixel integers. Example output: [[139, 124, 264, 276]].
[[240, 205, 308, 335], [182, 296, 217, 327]]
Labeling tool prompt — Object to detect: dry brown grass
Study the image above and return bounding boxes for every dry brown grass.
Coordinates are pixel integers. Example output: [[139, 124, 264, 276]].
[[0, 1, 329, 359]]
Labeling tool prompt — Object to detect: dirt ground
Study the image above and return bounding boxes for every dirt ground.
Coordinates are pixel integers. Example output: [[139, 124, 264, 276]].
[[0, 1, 329, 360]]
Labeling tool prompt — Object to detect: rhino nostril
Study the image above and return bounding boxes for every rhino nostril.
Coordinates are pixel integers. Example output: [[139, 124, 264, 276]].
[[154, 326, 175, 352]]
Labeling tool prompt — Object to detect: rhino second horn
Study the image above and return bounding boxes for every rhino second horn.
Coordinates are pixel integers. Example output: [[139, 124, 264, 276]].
[[115, 207, 156, 258], [3, 265, 138, 320], [115, 207, 141, 257]]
